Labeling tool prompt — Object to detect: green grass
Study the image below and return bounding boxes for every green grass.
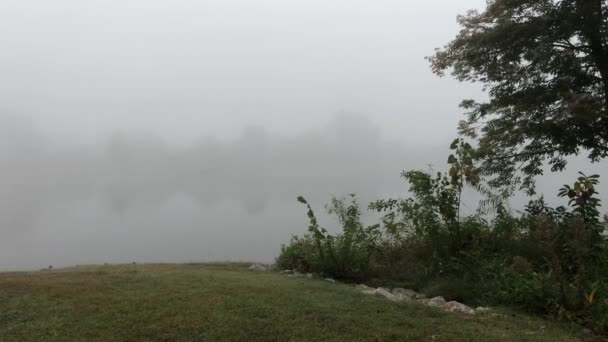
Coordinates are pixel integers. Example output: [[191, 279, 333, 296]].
[[0, 263, 593, 341]]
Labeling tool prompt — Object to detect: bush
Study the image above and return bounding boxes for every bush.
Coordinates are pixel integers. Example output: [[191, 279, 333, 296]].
[[276, 195, 381, 281], [275, 235, 318, 273], [278, 168, 608, 333]]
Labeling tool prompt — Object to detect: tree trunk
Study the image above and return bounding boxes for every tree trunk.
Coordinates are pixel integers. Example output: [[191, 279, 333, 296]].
[[578, 0, 608, 111]]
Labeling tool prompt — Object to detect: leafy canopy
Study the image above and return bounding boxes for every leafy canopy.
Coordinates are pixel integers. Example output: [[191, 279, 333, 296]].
[[430, 0, 608, 193]]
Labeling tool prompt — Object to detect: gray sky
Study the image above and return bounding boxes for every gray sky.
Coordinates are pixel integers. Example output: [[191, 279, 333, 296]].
[[1, 0, 485, 144], [1, 0, 606, 271]]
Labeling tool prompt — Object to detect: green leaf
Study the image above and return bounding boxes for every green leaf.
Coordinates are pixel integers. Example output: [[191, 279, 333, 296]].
[[449, 166, 458, 178], [450, 139, 459, 150], [447, 154, 457, 164]]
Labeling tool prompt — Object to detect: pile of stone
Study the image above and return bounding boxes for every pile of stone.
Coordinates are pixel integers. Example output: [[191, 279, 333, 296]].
[[356, 284, 490, 315], [257, 265, 490, 315], [248, 263, 269, 272], [279, 269, 334, 282]]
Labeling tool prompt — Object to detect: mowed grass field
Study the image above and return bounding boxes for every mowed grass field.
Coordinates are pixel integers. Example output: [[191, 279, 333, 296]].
[[0, 263, 593, 341]]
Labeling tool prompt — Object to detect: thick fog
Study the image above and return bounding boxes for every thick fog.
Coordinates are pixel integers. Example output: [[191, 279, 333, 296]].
[[1, 0, 606, 271]]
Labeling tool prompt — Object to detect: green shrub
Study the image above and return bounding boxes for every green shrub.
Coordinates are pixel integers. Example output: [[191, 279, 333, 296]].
[[275, 235, 318, 273], [276, 195, 381, 281], [279, 166, 608, 333], [422, 277, 479, 304]]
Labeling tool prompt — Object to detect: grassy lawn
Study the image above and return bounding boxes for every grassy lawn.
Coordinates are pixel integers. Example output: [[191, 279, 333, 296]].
[[0, 263, 593, 341]]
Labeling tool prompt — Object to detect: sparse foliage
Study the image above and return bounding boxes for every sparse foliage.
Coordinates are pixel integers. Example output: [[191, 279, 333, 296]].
[[279, 195, 381, 281], [281, 168, 608, 333]]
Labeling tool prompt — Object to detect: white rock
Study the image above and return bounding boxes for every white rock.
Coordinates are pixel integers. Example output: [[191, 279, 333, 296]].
[[289, 271, 305, 277], [282, 269, 294, 274], [427, 296, 447, 307], [356, 284, 376, 295], [374, 287, 400, 302], [417, 298, 430, 305], [444, 301, 475, 315], [392, 288, 419, 301], [248, 263, 268, 272], [324, 278, 336, 283], [306, 273, 313, 279], [475, 306, 491, 313], [414, 293, 427, 300]]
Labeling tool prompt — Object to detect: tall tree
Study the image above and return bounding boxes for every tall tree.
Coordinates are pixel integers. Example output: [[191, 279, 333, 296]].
[[430, 0, 608, 193]]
